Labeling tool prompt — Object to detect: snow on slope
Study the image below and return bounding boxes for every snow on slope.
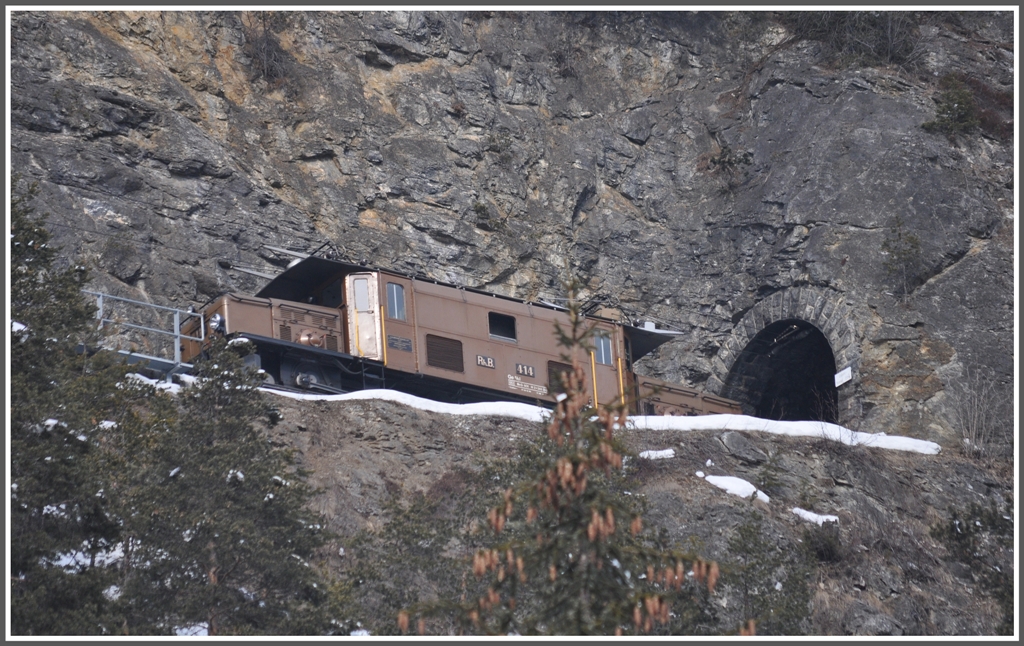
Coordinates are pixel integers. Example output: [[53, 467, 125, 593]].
[[792, 507, 840, 525], [700, 474, 770, 503], [262, 388, 941, 455], [631, 413, 941, 455]]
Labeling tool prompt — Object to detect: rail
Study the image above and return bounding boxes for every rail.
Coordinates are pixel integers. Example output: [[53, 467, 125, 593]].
[[83, 290, 205, 368]]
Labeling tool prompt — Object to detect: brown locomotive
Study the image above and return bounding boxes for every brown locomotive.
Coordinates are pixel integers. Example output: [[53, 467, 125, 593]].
[[181, 255, 741, 416]]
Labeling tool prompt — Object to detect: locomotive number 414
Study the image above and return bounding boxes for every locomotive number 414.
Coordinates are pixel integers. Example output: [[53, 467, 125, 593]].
[[515, 363, 535, 378]]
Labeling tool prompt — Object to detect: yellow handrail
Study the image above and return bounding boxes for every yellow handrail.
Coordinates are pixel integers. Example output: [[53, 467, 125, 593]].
[[353, 308, 362, 357], [617, 356, 625, 405], [590, 350, 599, 407], [380, 305, 388, 366]]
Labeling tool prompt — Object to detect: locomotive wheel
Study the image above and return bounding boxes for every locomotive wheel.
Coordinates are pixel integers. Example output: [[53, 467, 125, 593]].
[[279, 355, 340, 391]]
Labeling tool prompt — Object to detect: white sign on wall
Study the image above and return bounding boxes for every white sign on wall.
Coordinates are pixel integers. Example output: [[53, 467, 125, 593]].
[[834, 366, 852, 388]]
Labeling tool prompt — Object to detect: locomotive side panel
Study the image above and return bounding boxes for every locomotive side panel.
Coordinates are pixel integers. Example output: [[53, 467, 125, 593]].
[[411, 281, 554, 402], [270, 299, 345, 353], [409, 282, 512, 395], [181, 294, 275, 363], [407, 279, 627, 407]]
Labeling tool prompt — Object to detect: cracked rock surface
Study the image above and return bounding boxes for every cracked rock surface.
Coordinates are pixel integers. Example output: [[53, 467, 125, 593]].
[[10, 11, 1014, 446], [267, 394, 1013, 635]]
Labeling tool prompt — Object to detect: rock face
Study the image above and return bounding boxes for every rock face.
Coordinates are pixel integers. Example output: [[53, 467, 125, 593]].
[[264, 392, 1013, 635], [9, 11, 1015, 447], [719, 430, 769, 464]]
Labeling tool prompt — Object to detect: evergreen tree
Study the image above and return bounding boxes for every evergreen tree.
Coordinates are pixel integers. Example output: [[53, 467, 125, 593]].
[[10, 181, 336, 635], [401, 289, 718, 635], [114, 339, 333, 635], [9, 181, 126, 634]]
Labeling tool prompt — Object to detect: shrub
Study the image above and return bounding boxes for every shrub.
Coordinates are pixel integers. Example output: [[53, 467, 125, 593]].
[[780, 11, 924, 68], [954, 73, 1013, 140], [755, 453, 784, 497], [945, 367, 1005, 458], [880, 214, 922, 298], [922, 75, 979, 137], [803, 521, 842, 563], [708, 146, 752, 173], [241, 12, 287, 81]]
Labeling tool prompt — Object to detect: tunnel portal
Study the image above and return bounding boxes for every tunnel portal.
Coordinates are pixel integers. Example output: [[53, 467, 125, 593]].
[[722, 319, 839, 423]]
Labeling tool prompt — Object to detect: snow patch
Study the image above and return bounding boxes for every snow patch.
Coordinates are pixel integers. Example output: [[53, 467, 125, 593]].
[[263, 387, 551, 423], [792, 507, 839, 526], [175, 623, 209, 637], [127, 373, 181, 394], [263, 390, 941, 455], [53, 542, 124, 571], [703, 475, 770, 504], [630, 414, 940, 455], [639, 448, 675, 460]]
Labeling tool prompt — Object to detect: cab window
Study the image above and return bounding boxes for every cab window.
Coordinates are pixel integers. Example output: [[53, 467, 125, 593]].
[[386, 283, 406, 321], [488, 312, 517, 342], [353, 278, 370, 311], [321, 278, 343, 308], [594, 332, 613, 365]]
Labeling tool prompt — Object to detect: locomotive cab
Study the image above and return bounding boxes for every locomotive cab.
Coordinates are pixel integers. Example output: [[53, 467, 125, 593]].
[[181, 258, 384, 391]]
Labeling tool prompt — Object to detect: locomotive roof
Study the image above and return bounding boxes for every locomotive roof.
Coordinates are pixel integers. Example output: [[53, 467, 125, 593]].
[[254, 255, 679, 361]]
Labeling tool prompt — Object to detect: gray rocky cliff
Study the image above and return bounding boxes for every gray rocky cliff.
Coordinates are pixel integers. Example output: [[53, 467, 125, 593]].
[[263, 392, 1013, 635], [10, 11, 1015, 445]]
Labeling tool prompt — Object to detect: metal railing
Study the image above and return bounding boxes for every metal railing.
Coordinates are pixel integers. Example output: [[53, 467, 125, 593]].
[[83, 291, 205, 368]]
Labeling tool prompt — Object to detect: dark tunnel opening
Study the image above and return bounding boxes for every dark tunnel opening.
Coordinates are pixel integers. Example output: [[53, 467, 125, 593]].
[[723, 319, 839, 423]]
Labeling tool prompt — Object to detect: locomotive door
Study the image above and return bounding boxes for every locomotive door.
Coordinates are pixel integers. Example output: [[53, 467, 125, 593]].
[[346, 273, 382, 360]]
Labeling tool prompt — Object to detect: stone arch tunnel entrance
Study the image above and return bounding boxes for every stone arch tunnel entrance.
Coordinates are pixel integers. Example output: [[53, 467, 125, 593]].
[[722, 319, 839, 423]]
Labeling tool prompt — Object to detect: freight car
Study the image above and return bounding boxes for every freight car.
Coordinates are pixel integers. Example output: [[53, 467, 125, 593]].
[[180, 255, 741, 416]]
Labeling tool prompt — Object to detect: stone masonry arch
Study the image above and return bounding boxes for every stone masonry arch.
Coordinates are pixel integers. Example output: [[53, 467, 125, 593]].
[[706, 287, 862, 425]]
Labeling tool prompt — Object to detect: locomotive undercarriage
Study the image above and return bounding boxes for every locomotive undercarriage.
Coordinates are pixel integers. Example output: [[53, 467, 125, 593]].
[[243, 335, 548, 407]]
